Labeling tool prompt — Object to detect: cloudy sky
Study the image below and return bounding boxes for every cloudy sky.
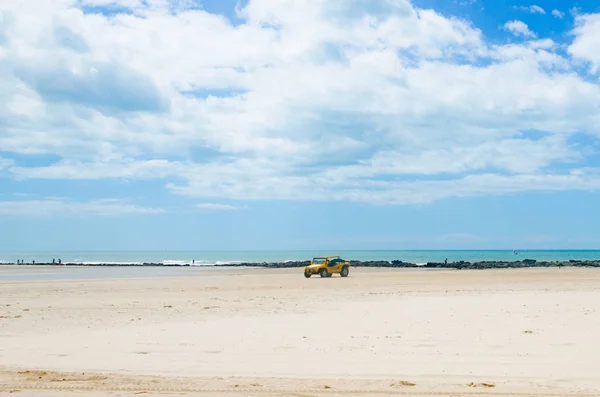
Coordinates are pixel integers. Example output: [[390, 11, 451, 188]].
[[2, 0, 600, 251]]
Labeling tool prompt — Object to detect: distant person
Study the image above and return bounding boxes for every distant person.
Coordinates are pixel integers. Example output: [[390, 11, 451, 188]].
[[192, 259, 195, 265], [444, 258, 448, 265], [32, 260, 35, 265], [52, 258, 55, 264], [58, 259, 62, 265]]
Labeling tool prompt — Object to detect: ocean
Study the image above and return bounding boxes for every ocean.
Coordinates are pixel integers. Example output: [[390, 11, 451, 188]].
[[1, 250, 600, 266]]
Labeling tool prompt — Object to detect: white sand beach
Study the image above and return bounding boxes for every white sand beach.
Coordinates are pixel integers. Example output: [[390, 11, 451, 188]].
[[1, 266, 600, 396]]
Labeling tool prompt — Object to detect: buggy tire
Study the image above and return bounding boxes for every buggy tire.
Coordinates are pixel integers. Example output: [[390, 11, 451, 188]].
[[304, 272, 311, 278], [319, 268, 329, 278], [341, 266, 349, 277]]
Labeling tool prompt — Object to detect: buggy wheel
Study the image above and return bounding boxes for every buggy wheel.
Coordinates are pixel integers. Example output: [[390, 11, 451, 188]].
[[341, 266, 349, 277], [304, 272, 311, 278], [319, 268, 329, 278]]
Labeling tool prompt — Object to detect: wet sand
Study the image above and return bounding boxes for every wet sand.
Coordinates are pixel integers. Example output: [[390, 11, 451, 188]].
[[1, 267, 600, 396]]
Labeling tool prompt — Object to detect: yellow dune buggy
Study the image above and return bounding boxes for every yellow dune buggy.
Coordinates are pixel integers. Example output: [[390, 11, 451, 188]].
[[304, 256, 350, 278]]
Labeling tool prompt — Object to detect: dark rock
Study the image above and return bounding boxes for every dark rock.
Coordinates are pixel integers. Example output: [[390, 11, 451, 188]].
[[4, 259, 600, 269]]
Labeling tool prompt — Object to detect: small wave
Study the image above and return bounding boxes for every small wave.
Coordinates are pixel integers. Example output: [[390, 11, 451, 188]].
[[215, 260, 243, 265], [186, 260, 244, 267], [161, 260, 244, 266], [71, 261, 145, 265], [162, 260, 194, 266], [10, 259, 256, 267]]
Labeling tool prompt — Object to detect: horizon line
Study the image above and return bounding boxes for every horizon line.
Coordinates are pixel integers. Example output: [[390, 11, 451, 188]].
[[2, 249, 600, 253]]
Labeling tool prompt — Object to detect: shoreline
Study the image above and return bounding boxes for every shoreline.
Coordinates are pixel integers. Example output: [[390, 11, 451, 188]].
[[2, 258, 600, 269]]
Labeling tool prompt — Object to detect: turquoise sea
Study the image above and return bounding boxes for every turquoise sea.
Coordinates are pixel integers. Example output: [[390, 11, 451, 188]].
[[2, 250, 600, 266]]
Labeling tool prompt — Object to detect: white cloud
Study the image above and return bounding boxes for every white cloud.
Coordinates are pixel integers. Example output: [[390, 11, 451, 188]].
[[10, 159, 180, 180], [320, 137, 578, 178], [552, 9, 565, 19], [339, 170, 600, 205], [503, 20, 536, 38], [171, 167, 600, 205], [568, 13, 600, 73], [0, 158, 14, 172], [1, 0, 600, 206], [0, 198, 164, 216], [529, 5, 545, 14], [455, 0, 477, 6], [196, 203, 240, 211], [517, 5, 545, 14]]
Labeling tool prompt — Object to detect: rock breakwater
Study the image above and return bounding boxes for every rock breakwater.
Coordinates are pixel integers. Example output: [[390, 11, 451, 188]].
[[5, 259, 600, 269], [229, 259, 600, 269]]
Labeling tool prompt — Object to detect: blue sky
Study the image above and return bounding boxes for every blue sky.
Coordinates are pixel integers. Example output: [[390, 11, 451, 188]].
[[2, 0, 600, 251]]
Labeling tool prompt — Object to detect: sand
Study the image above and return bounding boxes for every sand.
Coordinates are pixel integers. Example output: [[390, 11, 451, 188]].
[[1, 266, 600, 396]]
